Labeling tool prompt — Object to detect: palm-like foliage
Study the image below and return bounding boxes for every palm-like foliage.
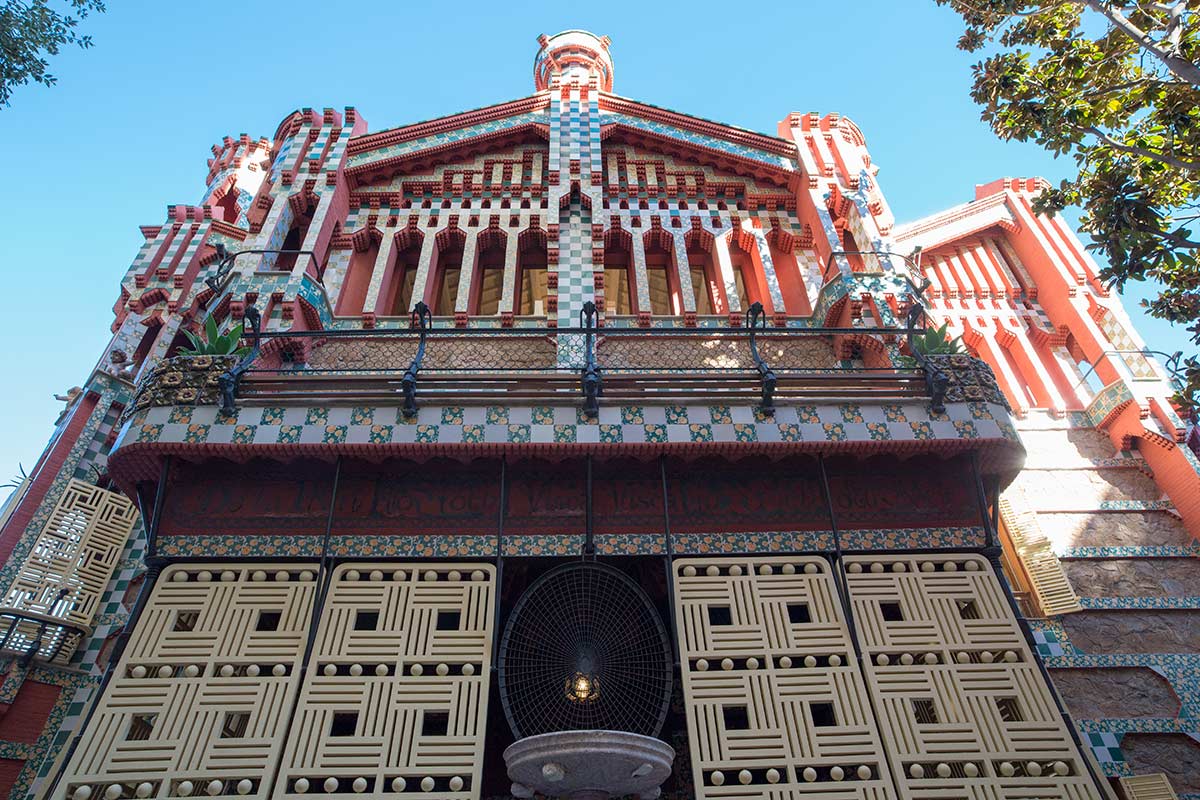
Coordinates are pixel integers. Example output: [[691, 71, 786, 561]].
[[178, 314, 250, 357], [900, 322, 966, 367]]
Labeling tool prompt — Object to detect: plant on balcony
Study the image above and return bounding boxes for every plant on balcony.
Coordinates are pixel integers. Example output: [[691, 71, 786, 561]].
[[900, 322, 965, 367], [178, 314, 250, 358]]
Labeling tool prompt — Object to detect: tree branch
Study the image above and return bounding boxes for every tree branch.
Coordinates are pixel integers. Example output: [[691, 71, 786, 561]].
[[1080, 124, 1200, 171], [1082, 0, 1200, 87]]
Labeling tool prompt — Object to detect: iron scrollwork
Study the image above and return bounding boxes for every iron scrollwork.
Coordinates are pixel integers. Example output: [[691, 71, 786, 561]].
[[746, 302, 777, 414], [580, 301, 602, 417], [400, 302, 432, 418], [217, 304, 262, 415]]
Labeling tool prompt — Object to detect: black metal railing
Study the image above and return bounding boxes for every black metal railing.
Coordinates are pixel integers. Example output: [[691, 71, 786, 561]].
[[0, 606, 90, 666]]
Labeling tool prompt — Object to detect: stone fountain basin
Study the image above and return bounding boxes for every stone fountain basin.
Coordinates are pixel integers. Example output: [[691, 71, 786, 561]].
[[503, 730, 675, 800]]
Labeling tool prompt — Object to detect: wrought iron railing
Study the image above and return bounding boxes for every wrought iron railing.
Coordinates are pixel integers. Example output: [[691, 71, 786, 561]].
[[0, 606, 91, 666]]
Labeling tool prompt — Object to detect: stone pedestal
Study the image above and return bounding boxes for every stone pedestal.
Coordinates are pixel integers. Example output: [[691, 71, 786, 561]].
[[503, 730, 675, 800]]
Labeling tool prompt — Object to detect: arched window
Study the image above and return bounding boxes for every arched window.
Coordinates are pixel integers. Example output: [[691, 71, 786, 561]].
[[377, 229, 423, 317], [471, 229, 507, 316], [728, 231, 772, 314], [767, 228, 810, 316], [335, 233, 379, 317], [427, 228, 466, 316], [603, 228, 636, 315], [516, 228, 548, 316], [643, 230, 680, 315], [214, 182, 240, 224], [684, 228, 724, 316]]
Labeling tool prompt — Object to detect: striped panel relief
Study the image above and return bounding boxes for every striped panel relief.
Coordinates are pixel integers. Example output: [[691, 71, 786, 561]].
[[54, 562, 496, 800], [672, 554, 1100, 800]]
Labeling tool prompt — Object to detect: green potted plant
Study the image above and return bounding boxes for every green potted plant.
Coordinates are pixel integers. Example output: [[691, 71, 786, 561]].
[[179, 314, 251, 357], [900, 322, 965, 366]]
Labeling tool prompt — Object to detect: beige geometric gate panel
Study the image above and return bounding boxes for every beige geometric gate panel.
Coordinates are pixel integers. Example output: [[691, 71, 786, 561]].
[[673, 556, 896, 799], [2, 479, 139, 663], [844, 553, 1096, 800], [272, 563, 495, 799], [56, 563, 317, 800]]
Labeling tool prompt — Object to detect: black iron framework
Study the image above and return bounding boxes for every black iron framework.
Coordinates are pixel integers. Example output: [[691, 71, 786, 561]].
[[497, 561, 673, 739], [581, 301, 601, 417], [746, 301, 777, 412], [205, 244, 326, 294], [217, 304, 262, 416], [400, 302, 431, 418]]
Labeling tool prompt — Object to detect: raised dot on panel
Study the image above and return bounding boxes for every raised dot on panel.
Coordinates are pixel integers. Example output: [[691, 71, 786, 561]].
[[393, 570, 407, 582], [923, 653, 938, 665], [943, 562, 958, 572], [830, 766, 844, 781], [909, 764, 924, 778], [875, 654, 889, 666], [324, 778, 339, 793], [197, 571, 213, 582], [705, 566, 720, 577], [251, 570, 267, 582], [390, 778, 405, 792], [421, 777, 435, 792], [273, 664, 287, 676], [236, 780, 253, 795], [172, 572, 188, 583], [963, 763, 979, 777], [220, 665, 235, 677], [206, 780, 223, 796], [765, 769, 780, 784], [803, 563, 818, 574], [682, 565, 696, 577], [1026, 762, 1042, 777], [921, 562, 935, 572], [695, 659, 708, 672], [936, 763, 951, 778], [892, 562, 906, 573], [157, 665, 173, 678], [449, 777, 464, 791], [246, 664, 260, 677], [471, 570, 485, 582], [448, 570, 462, 582], [956, 652, 970, 664], [221, 570, 237, 582], [782, 564, 796, 575], [802, 767, 817, 782], [729, 565, 743, 576], [436, 663, 449, 676], [424, 570, 438, 582], [299, 571, 314, 582], [324, 664, 337, 676], [965, 560, 980, 571], [847, 563, 863, 573], [177, 781, 195, 797], [345, 570, 361, 582], [351, 777, 368, 793], [745, 657, 759, 670], [135, 785, 153, 799], [778, 656, 792, 668], [293, 778, 309, 794], [999, 762, 1015, 777], [104, 785, 122, 800], [375, 664, 388, 676], [131, 665, 147, 678], [899, 653, 914, 665], [857, 765, 871, 779], [72, 786, 92, 800], [462, 664, 475, 676], [1003, 650, 1018, 662], [870, 562, 884, 573], [828, 655, 841, 666], [1053, 761, 1069, 776], [758, 564, 773, 576], [720, 658, 734, 671], [709, 771, 725, 786], [411, 664, 424, 676], [369, 570, 384, 582], [980, 651, 994, 663], [184, 665, 200, 677], [349, 664, 363, 677], [274, 570, 289, 582]]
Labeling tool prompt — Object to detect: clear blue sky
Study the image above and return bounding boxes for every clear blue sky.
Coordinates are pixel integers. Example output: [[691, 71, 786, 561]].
[[0, 0, 1191, 483]]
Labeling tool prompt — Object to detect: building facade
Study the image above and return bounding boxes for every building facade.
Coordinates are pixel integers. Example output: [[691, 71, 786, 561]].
[[0, 30, 1196, 800]]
